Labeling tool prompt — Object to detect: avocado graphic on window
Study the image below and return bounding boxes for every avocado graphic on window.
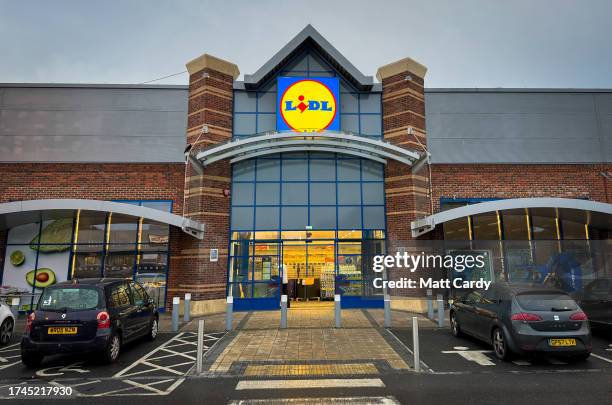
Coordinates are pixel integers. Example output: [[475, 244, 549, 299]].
[[29, 218, 73, 253], [10, 250, 25, 266], [25, 269, 56, 288]]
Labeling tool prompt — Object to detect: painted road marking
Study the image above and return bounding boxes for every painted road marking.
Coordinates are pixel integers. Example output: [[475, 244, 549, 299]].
[[441, 348, 496, 366], [227, 396, 401, 404], [385, 329, 433, 372], [235, 378, 386, 390], [36, 362, 90, 377], [0, 343, 22, 370], [591, 353, 612, 364]]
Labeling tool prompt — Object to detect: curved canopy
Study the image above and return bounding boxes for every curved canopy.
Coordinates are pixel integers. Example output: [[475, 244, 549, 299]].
[[195, 131, 422, 166], [411, 197, 612, 237], [0, 199, 205, 239]]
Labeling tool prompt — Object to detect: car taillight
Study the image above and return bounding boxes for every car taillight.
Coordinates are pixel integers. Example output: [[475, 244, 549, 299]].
[[511, 313, 543, 322], [97, 311, 110, 329], [569, 311, 588, 321], [25, 312, 35, 332]]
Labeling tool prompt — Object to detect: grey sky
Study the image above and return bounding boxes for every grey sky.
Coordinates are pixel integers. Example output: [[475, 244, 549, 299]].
[[1, 0, 611, 88]]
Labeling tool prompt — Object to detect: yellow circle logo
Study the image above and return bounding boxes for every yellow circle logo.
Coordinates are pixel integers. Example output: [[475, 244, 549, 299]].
[[279, 79, 338, 132]]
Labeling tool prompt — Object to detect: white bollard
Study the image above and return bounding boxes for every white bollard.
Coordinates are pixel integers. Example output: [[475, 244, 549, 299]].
[[196, 319, 204, 374], [412, 316, 420, 372], [184, 293, 191, 323], [172, 297, 180, 332]]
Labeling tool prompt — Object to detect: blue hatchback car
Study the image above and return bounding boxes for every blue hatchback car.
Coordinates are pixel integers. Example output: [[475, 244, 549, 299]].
[[21, 278, 159, 367]]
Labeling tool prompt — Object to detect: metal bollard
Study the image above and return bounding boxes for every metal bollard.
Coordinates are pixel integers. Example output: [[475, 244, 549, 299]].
[[172, 297, 180, 332], [426, 289, 434, 320], [196, 319, 204, 375], [412, 316, 420, 372], [384, 295, 391, 328], [225, 296, 233, 331], [10, 297, 20, 319], [334, 294, 341, 328], [437, 294, 444, 327], [184, 293, 191, 323], [280, 295, 288, 329]]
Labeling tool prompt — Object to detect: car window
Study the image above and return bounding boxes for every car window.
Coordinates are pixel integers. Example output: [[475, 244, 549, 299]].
[[481, 287, 497, 303], [39, 287, 101, 312], [463, 292, 482, 305], [109, 283, 132, 308], [516, 292, 578, 311], [130, 282, 148, 306]]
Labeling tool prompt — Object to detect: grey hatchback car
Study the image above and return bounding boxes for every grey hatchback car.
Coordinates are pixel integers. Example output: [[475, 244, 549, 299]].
[[450, 283, 592, 361]]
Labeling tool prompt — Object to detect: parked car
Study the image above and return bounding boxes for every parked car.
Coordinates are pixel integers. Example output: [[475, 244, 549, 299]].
[[450, 283, 591, 361], [577, 278, 612, 330], [0, 302, 15, 345], [21, 278, 158, 368]]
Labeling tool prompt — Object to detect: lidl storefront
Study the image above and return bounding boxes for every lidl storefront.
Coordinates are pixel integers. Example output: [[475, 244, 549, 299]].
[[1, 25, 611, 314]]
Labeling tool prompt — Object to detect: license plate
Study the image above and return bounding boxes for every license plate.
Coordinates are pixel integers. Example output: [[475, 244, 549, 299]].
[[47, 327, 77, 335], [549, 338, 576, 347]]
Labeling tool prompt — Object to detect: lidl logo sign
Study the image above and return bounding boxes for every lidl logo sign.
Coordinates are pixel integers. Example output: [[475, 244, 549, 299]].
[[277, 77, 340, 132]]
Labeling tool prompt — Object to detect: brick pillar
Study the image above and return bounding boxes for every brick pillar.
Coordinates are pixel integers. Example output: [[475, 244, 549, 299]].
[[377, 57, 431, 312], [166, 54, 239, 315]]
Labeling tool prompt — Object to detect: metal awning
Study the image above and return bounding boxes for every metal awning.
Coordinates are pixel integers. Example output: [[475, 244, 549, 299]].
[[411, 197, 612, 237], [0, 199, 205, 239], [195, 131, 422, 166]]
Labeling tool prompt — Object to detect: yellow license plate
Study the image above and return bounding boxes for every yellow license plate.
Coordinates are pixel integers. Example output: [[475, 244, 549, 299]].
[[549, 338, 576, 347], [47, 327, 77, 335]]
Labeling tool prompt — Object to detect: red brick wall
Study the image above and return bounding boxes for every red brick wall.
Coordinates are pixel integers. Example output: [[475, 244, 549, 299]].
[[0, 163, 185, 213], [166, 61, 235, 308], [430, 164, 611, 211]]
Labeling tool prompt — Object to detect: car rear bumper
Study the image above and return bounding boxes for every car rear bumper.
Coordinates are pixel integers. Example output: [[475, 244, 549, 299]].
[[507, 329, 592, 356], [21, 334, 110, 355]]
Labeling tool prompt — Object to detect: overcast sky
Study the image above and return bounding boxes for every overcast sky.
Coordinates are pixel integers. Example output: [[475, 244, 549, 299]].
[[1, 0, 611, 88]]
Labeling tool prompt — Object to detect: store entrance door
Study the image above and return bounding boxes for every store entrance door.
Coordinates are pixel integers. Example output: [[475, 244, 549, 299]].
[[283, 240, 335, 307]]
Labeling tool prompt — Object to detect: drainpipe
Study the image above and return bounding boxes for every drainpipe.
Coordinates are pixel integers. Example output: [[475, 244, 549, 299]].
[[601, 171, 611, 203]]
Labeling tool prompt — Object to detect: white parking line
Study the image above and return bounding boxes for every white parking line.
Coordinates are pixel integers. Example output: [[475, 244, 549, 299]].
[[235, 378, 386, 390], [385, 329, 434, 372], [591, 353, 612, 364], [227, 396, 401, 404]]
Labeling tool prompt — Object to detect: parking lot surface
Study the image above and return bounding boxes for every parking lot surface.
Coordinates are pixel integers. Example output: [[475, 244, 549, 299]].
[[389, 327, 612, 373]]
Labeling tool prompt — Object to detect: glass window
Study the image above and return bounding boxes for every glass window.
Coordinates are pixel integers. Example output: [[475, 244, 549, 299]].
[[282, 183, 308, 205], [39, 287, 101, 311], [310, 183, 336, 205], [231, 207, 254, 230], [282, 159, 308, 181], [362, 183, 384, 205], [338, 206, 361, 229], [130, 282, 148, 306], [255, 207, 279, 230], [337, 159, 360, 181], [109, 214, 138, 244], [232, 183, 254, 206], [104, 251, 134, 279], [562, 219, 587, 240], [531, 209, 558, 240], [77, 212, 107, 244], [233, 160, 255, 181], [363, 206, 385, 229], [256, 159, 280, 181], [310, 160, 336, 181], [472, 213, 500, 240], [141, 219, 169, 245], [72, 249, 103, 279], [362, 161, 384, 181], [502, 210, 529, 240], [444, 218, 470, 240], [109, 283, 132, 308], [338, 183, 361, 205], [256, 183, 280, 205], [310, 207, 336, 229], [282, 207, 308, 230], [141, 201, 172, 212]]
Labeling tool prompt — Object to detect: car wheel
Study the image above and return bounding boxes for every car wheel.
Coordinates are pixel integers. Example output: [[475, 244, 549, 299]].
[[21, 352, 43, 368], [0, 318, 14, 345], [450, 312, 463, 337], [102, 332, 121, 364], [147, 317, 158, 341], [492, 327, 512, 361]]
